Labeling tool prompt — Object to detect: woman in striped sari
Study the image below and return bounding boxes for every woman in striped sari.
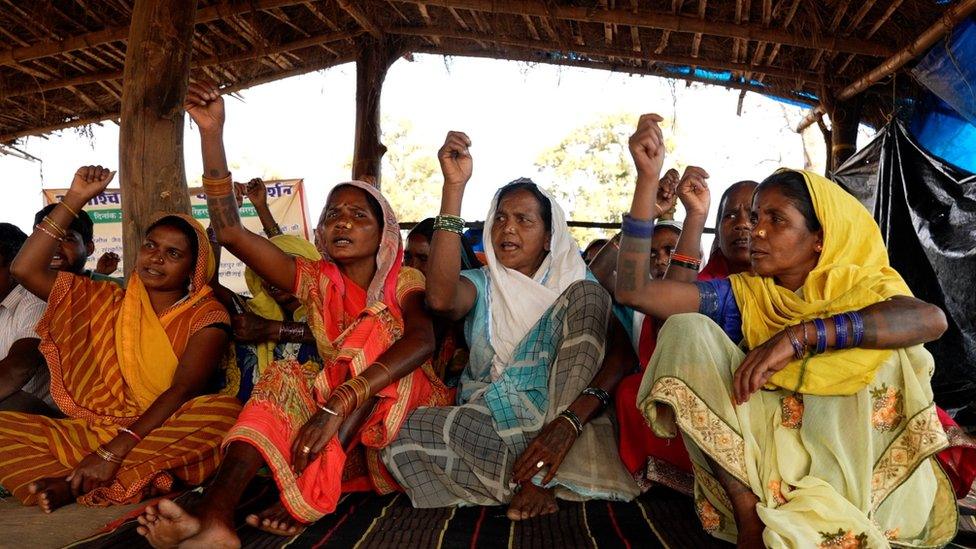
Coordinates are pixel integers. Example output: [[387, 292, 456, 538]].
[[137, 84, 448, 548], [0, 166, 240, 513]]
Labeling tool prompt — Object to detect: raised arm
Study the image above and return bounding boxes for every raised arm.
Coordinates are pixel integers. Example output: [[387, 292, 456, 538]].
[[244, 178, 283, 237], [424, 131, 478, 321], [664, 166, 710, 283], [614, 115, 700, 318], [68, 325, 230, 495], [185, 82, 295, 293], [11, 166, 115, 301]]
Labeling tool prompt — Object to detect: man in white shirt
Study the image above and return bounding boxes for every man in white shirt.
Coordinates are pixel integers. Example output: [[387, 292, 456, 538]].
[[0, 223, 55, 415]]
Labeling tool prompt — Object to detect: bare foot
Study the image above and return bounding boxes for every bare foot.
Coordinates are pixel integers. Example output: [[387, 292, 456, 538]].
[[245, 501, 306, 536], [506, 482, 558, 521], [137, 498, 240, 549], [28, 478, 74, 513]]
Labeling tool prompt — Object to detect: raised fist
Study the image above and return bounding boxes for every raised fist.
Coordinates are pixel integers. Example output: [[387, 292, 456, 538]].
[[628, 114, 666, 178], [185, 81, 225, 133], [676, 166, 711, 217], [69, 165, 115, 201], [244, 178, 268, 209], [95, 251, 120, 275], [438, 131, 473, 188]]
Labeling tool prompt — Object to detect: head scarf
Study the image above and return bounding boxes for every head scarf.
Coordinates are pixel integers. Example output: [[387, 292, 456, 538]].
[[729, 169, 912, 395], [117, 213, 219, 410], [315, 181, 404, 320], [245, 234, 321, 376], [483, 183, 587, 369]]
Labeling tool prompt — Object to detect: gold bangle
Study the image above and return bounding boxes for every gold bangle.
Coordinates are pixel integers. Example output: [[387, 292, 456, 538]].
[[35, 224, 62, 241], [95, 445, 123, 464], [202, 173, 233, 197], [59, 201, 80, 218], [344, 376, 370, 408], [330, 385, 356, 415], [42, 216, 67, 237]]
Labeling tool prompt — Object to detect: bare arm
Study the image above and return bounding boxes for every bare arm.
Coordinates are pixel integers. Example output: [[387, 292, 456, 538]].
[[512, 314, 637, 484], [99, 327, 229, 459], [425, 131, 478, 321], [0, 338, 45, 402], [664, 167, 711, 283], [245, 178, 283, 237], [186, 83, 296, 293], [614, 115, 700, 318], [734, 296, 948, 403], [292, 291, 435, 472], [12, 167, 115, 300]]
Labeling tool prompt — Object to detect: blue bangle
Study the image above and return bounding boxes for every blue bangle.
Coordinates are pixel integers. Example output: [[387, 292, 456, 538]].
[[813, 318, 828, 354], [833, 314, 848, 349], [621, 214, 655, 238], [846, 312, 864, 347]]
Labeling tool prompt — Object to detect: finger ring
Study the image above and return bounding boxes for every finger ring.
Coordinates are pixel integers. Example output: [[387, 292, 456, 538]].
[[301, 446, 311, 454], [536, 460, 545, 469]]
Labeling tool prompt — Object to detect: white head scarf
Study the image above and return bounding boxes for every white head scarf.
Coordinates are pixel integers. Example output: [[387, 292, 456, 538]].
[[482, 181, 587, 376]]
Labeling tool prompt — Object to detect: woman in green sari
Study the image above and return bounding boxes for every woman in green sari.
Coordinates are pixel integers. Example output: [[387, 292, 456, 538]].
[[616, 114, 956, 547]]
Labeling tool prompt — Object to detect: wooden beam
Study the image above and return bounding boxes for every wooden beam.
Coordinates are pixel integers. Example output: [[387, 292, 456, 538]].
[[796, 0, 976, 131], [118, 0, 197, 274], [0, 0, 310, 67], [1, 30, 362, 101], [351, 36, 402, 186], [425, 44, 817, 106], [0, 53, 356, 144], [389, 25, 837, 85], [336, 0, 384, 39], [394, 0, 893, 56]]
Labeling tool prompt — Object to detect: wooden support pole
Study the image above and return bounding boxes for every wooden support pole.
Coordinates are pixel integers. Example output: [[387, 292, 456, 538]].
[[118, 0, 197, 275], [827, 96, 862, 174], [351, 36, 402, 187]]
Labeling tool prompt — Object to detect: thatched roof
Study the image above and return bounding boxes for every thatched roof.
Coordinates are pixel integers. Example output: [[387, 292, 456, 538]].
[[0, 1, 960, 145]]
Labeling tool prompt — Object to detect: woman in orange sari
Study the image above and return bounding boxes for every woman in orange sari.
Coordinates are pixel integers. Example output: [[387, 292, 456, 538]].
[[138, 83, 448, 548], [0, 166, 240, 513]]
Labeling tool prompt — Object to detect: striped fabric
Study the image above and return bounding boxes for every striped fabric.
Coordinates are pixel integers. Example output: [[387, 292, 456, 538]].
[[0, 394, 239, 506], [0, 267, 240, 507]]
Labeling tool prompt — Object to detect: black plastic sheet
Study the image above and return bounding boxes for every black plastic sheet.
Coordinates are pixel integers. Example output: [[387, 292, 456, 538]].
[[834, 122, 976, 419]]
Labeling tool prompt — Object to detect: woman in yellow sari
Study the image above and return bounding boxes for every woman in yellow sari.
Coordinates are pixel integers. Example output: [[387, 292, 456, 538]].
[[615, 115, 957, 547], [0, 166, 241, 513]]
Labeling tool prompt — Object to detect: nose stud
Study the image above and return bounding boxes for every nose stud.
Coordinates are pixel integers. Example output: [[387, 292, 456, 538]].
[[339, 222, 352, 229], [756, 229, 767, 238]]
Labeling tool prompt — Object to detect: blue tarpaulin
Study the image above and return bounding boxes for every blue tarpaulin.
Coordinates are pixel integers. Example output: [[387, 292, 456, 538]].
[[910, 17, 976, 172]]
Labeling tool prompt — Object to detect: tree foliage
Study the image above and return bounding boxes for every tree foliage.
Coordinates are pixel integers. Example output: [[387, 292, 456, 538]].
[[535, 113, 676, 244]]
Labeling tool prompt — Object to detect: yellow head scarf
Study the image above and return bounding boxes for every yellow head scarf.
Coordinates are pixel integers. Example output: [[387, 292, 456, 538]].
[[116, 213, 218, 410], [729, 169, 912, 395], [244, 234, 321, 377]]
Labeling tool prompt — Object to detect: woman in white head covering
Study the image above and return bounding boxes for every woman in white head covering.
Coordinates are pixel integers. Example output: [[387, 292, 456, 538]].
[[384, 132, 638, 521]]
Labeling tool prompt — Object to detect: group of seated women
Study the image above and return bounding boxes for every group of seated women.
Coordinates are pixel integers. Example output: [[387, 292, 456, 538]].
[[0, 86, 971, 549]]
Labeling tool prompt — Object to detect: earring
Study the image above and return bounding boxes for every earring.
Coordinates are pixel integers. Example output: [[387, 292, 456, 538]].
[[815, 244, 823, 252]]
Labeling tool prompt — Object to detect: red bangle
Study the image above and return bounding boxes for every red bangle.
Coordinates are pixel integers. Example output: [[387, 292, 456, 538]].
[[118, 427, 142, 443], [670, 252, 701, 265]]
